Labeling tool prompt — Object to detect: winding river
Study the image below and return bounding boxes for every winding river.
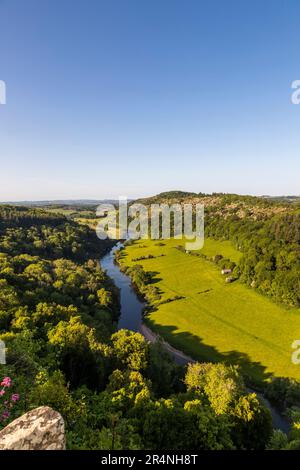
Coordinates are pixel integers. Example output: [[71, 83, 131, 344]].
[[101, 243, 144, 331], [101, 243, 290, 434]]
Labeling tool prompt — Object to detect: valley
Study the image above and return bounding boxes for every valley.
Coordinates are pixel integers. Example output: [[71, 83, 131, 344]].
[[120, 237, 300, 384]]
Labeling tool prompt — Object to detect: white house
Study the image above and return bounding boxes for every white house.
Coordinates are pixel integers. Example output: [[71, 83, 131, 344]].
[[221, 268, 232, 275]]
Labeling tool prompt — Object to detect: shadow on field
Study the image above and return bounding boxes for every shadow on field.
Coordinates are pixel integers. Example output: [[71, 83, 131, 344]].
[[145, 320, 273, 385], [148, 271, 163, 284]]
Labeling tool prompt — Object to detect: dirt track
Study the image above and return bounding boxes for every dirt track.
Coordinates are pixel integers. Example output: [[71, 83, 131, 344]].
[[140, 323, 195, 366]]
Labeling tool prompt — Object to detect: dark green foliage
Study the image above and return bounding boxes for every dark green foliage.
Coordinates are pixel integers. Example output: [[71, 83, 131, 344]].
[[268, 409, 300, 450], [206, 208, 300, 307], [265, 377, 300, 410], [145, 341, 184, 397], [0, 204, 275, 450], [0, 205, 114, 261]]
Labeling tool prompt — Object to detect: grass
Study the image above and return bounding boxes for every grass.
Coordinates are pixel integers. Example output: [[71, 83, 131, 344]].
[[120, 238, 300, 384], [199, 238, 242, 264], [74, 217, 98, 229]]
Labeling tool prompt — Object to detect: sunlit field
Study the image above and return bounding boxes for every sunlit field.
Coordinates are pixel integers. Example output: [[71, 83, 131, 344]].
[[121, 238, 300, 384]]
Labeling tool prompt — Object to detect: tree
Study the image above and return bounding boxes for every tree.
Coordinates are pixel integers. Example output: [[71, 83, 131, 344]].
[[111, 329, 148, 371], [142, 397, 234, 450], [29, 370, 84, 426], [97, 288, 113, 309], [231, 393, 272, 449], [185, 362, 243, 414], [146, 341, 184, 396], [142, 399, 196, 450], [184, 399, 234, 450], [48, 316, 107, 389], [106, 369, 151, 411]]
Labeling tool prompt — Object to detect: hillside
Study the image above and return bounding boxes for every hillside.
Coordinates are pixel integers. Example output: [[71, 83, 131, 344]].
[[132, 191, 300, 307], [135, 191, 292, 221]]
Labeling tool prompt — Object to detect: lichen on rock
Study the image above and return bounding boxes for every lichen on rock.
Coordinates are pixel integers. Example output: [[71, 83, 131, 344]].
[[0, 406, 65, 450]]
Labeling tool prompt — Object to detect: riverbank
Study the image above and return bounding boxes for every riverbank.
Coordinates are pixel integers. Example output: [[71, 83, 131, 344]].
[[100, 242, 290, 434], [140, 323, 195, 366]]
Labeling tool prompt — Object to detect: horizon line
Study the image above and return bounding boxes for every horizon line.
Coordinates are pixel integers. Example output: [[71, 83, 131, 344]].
[[0, 192, 299, 204]]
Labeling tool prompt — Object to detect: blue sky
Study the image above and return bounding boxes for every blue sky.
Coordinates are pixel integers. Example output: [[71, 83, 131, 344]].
[[0, 0, 299, 200]]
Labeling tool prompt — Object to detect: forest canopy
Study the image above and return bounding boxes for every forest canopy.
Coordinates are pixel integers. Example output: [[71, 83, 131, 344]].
[[0, 204, 276, 450]]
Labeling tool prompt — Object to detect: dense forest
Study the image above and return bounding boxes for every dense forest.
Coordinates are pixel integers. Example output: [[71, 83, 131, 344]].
[[0, 204, 282, 450], [0, 205, 112, 260], [205, 201, 300, 308]]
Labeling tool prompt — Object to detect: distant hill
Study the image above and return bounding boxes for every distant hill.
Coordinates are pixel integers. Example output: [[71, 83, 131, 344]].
[[263, 195, 300, 204], [134, 191, 299, 221], [0, 199, 121, 207], [135, 190, 201, 205], [136, 191, 300, 205]]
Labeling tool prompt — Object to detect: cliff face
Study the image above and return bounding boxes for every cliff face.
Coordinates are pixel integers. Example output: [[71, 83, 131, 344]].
[[0, 406, 65, 450]]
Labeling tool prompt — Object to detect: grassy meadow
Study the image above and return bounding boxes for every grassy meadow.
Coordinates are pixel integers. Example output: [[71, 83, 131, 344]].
[[120, 238, 300, 384]]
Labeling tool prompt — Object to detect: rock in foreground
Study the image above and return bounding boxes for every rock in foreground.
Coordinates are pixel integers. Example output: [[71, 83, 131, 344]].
[[0, 406, 65, 450]]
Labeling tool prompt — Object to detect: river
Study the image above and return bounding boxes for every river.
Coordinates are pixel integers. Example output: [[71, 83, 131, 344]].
[[100, 243, 290, 434], [101, 242, 144, 331]]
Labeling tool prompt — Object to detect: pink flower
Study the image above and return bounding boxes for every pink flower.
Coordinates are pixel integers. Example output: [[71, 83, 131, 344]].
[[11, 394, 19, 402], [0, 390, 5, 396], [1, 377, 11, 388], [1, 410, 10, 420]]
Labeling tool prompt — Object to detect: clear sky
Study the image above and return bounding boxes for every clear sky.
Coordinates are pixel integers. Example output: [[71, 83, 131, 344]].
[[0, 0, 299, 200]]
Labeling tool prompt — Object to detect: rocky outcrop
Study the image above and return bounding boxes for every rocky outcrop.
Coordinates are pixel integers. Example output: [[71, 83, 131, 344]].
[[0, 406, 65, 450]]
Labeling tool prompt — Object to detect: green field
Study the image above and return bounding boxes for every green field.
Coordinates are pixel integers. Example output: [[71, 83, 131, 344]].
[[120, 238, 300, 384], [199, 237, 243, 264]]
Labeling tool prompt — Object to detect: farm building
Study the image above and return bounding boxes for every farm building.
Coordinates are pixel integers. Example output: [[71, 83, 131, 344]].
[[221, 268, 232, 275]]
